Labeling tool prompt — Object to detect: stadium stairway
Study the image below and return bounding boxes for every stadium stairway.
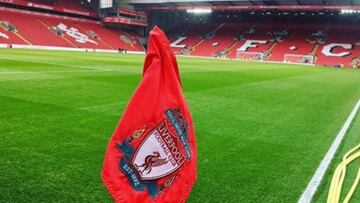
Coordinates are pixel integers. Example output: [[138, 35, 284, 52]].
[[0, 23, 31, 45], [0, 10, 72, 47], [268, 25, 317, 62], [170, 22, 359, 68], [98, 27, 144, 51], [36, 17, 94, 48], [37, 18, 77, 47], [75, 24, 114, 49], [226, 23, 273, 59], [225, 40, 241, 57], [190, 23, 237, 57], [168, 23, 220, 55]]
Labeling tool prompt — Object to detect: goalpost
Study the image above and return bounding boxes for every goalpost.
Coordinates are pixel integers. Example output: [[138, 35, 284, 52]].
[[283, 54, 315, 65], [236, 51, 265, 61], [235, 52, 315, 66]]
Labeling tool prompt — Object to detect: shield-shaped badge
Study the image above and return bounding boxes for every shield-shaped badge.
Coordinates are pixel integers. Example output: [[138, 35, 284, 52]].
[[131, 121, 186, 180]]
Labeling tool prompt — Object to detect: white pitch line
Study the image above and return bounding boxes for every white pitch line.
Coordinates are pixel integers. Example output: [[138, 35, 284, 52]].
[[298, 98, 360, 203], [0, 56, 113, 71], [0, 69, 111, 75]]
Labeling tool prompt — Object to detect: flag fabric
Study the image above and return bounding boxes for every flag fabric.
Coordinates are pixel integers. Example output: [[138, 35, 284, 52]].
[[101, 26, 197, 203]]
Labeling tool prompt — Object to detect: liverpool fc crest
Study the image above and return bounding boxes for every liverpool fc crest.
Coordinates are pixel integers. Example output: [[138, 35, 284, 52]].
[[116, 108, 191, 198]]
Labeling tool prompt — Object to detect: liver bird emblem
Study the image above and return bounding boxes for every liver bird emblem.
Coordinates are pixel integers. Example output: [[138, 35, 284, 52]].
[[135, 151, 168, 175]]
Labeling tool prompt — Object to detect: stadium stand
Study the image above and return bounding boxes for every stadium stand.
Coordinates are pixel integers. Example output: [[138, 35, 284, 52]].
[[0, 0, 359, 68], [0, 7, 144, 51], [169, 23, 220, 55], [0, 0, 98, 17], [57, 0, 91, 13], [28, 0, 54, 7], [190, 23, 236, 57], [268, 24, 317, 62], [169, 22, 360, 68], [226, 23, 275, 59], [314, 25, 360, 67]]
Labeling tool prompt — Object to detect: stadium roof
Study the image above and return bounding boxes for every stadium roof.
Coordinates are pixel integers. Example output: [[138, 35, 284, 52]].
[[126, 0, 360, 6]]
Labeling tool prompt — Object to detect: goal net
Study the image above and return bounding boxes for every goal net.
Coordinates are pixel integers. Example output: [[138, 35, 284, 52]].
[[283, 54, 314, 65], [236, 51, 265, 61]]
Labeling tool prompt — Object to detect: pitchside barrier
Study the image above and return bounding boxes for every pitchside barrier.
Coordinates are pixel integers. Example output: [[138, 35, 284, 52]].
[[0, 43, 146, 54], [0, 44, 316, 67]]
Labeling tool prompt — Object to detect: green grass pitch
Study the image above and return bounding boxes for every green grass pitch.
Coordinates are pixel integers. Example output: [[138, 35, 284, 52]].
[[1, 49, 360, 202]]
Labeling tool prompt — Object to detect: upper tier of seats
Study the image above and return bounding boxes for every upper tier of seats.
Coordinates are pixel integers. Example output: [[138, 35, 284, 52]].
[[0, 8, 144, 51], [169, 22, 360, 68], [13, 0, 92, 13], [57, 0, 91, 13], [0, 0, 98, 18]]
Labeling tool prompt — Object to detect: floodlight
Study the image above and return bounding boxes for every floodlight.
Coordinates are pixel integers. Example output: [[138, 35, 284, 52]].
[[340, 9, 360, 14], [186, 8, 212, 14]]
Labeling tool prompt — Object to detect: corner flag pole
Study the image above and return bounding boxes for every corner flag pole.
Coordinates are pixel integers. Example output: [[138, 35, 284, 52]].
[[298, 99, 360, 203]]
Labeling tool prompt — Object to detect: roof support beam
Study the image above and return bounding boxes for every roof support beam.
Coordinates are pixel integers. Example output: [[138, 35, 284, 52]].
[[249, 0, 256, 5]]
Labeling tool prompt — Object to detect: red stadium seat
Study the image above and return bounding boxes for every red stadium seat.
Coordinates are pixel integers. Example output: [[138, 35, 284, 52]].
[[170, 22, 360, 68], [0, 8, 144, 51]]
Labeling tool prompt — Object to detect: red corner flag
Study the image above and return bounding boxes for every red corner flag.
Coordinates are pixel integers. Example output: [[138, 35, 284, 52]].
[[101, 26, 197, 203]]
